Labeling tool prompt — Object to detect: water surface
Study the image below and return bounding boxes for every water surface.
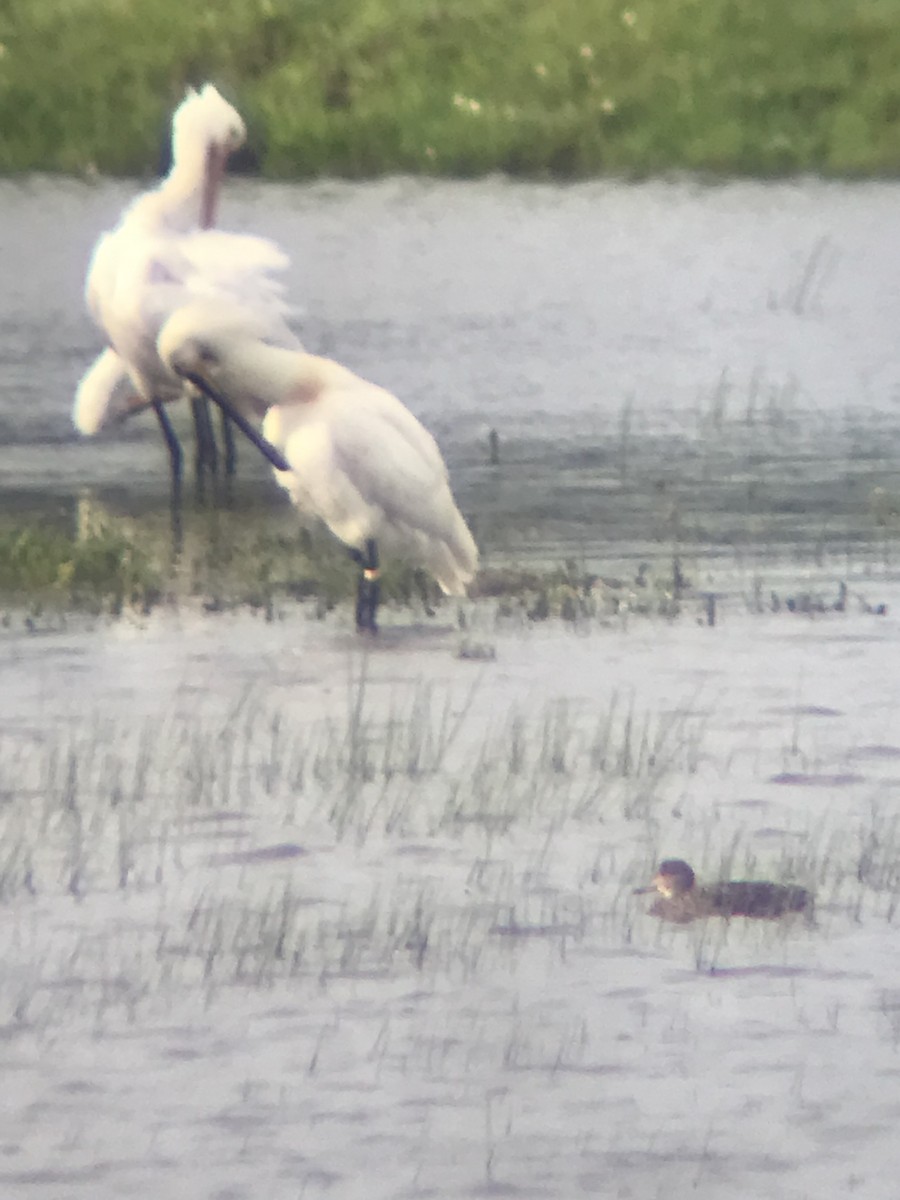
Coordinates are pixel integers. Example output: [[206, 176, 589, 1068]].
[[3, 176, 900, 566], [4, 176, 900, 1199]]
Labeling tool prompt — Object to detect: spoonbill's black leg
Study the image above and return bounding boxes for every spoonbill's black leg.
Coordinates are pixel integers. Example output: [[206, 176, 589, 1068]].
[[152, 399, 184, 553], [350, 539, 380, 633], [191, 394, 219, 481], [221, 412, 238, 478], [152, 398, 183, 490]]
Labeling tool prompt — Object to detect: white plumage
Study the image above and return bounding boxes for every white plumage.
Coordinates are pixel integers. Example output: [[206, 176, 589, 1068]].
[[157, 302, 478, 603], [75, 84, 296, 450], [73, 346, 136, 436]]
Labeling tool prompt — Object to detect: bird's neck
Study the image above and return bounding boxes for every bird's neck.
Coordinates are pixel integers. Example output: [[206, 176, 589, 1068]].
[[236, 348, 353, 410], [128, 147, 215, 234], [213, 345, 301, 416]]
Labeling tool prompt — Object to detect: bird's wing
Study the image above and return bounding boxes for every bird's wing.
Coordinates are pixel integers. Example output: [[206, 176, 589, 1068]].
[[90, 235, 184, 394], [271, 383, 461, 547], [336, 376, 450, 482], [178, 231, 300, 337], [175, 229, 289, 278], [143, 231, 300, 346], [95, 227, 299, 397], [85, 230, 121, 330]]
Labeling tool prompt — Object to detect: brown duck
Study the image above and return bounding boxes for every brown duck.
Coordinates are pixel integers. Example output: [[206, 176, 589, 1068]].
[[635, 859, 812, 923]]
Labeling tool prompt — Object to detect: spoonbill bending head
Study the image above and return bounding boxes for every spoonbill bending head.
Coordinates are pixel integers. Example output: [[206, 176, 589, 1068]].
[[158, 302, 478, 631], [76, 84, 297, 485]]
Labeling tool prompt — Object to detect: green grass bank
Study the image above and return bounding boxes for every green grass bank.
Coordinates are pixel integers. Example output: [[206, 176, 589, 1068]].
[[3, 0, 900, 178]]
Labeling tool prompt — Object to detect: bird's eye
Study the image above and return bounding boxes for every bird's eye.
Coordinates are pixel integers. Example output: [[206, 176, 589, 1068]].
[[197, 345, 218, 366]]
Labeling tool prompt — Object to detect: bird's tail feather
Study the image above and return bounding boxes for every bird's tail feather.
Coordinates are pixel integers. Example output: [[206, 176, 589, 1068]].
[[73, 349, 141, 435]]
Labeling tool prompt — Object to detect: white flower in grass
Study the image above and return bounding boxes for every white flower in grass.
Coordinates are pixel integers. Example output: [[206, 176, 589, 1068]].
[[535, 63, 547, 78], [622, 10, 637, 27], [600, 97, 617, 115], [579, 45, 594, 60], [452, 93, 482, 115]]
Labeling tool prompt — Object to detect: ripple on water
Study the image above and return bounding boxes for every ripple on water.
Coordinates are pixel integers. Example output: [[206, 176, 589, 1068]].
[[768, 771, 866, 787], [849, 744, 900, 760]]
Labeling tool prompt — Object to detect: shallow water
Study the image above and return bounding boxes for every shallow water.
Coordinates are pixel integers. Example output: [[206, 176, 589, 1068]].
[[4, 176, 900, 565], [4, 598, 900, 1198], [4, 176, 900, 1198]]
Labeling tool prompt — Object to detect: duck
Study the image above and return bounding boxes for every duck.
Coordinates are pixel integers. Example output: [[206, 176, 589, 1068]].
[[634, 859, 812, 923]]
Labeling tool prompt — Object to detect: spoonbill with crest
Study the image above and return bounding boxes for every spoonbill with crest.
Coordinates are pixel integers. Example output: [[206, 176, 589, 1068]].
[[75, 83, 298, 487]]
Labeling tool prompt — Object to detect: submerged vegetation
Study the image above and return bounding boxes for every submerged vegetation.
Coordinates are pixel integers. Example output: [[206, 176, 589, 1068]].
[[5, 368, 900, 621], [0, 502, 892, 630], [2, 0, 900, 177], [0, 508, 691, 623], [3, 542, 899, 1192], [0, 512, 411, 618], [2, 660, 899, 1015], [0, 523, 161, 613]]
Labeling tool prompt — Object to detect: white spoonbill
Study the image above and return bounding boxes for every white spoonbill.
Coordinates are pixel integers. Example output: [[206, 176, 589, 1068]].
[[76, 83, 297, 484], [157, 301, 478, 632]]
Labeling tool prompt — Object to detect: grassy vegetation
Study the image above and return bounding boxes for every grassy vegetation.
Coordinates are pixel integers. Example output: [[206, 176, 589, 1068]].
[[0, 523, 161, 614], [0, 512, 411, 617], [0, 509, 692, 624], [6, 363, 900, 619], [2, 665, 897, 1012], [2, 0, 900, 177], [2, 661, 897, 1187]]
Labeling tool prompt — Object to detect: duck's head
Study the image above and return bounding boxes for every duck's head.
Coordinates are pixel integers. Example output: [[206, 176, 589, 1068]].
[[634, 858, 697, 898]]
